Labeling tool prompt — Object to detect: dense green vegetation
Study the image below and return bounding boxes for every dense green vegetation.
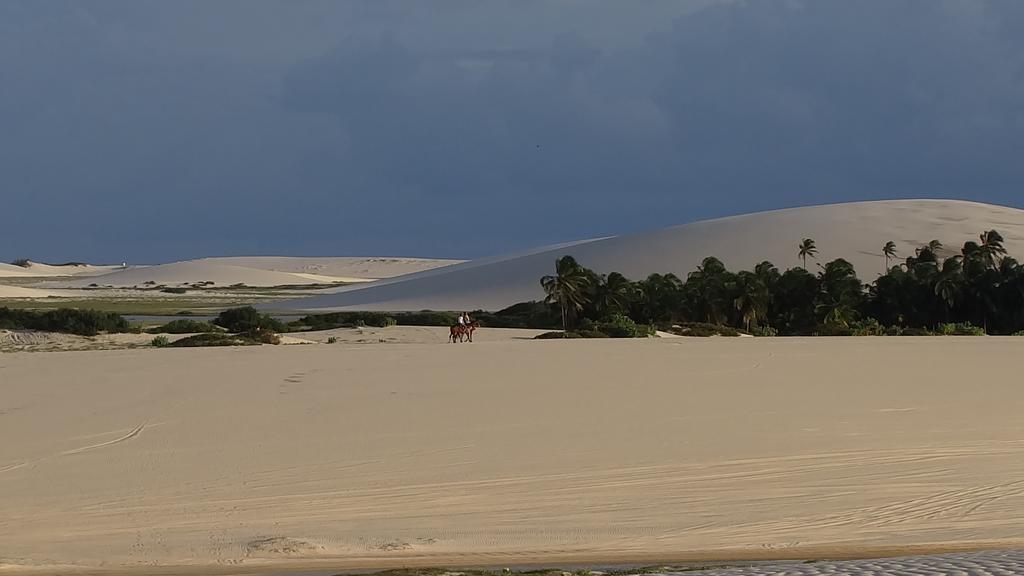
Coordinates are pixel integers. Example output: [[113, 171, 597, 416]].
[[168, 333, 262, 347], [146, 319, 221, 334], [214, 306, 288, 333], [0, 307, 133, 336], [291, 311, 396, 330], [535, 229, 1024, 336]]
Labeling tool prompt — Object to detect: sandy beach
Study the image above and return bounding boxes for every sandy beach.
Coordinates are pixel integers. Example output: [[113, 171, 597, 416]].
[[3, 333, 1023, 574]]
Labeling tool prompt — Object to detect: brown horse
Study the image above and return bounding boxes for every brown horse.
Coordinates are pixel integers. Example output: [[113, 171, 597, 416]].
[[449, 321, 478, 343]]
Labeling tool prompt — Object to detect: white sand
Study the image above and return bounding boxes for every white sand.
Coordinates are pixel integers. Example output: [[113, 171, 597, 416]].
[[2, 336, 1023, 574], [270, 199, 1024, 312], [0, 263, 38, 278], [46, 257, 460, 289], [0, 285, 74, 298], [0, 261, 122, 278], [654, 550, 1024, 575], [201, 256, 460, 279]]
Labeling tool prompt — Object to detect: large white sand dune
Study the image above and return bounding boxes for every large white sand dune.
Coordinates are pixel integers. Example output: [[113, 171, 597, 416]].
[[49, 256, 459, 288], [270, 200, 1024, 312]]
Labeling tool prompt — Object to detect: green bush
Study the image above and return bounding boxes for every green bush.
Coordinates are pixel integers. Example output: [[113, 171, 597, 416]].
[[0, 307, 131, 336], [393, 311, 458, 326], [147, 319, 220, 334], [751, 325, 778, 337], [597, 314, 650, 338], [815, 323, 854, 336], [168, 333, 260, 347], [160, 287, 188, 294], [326, 336, 338, 344], [296, 311, 396, 330], [474, 301, 559, 329], [151, 335, 170, 348], [1013, 330, 1024, 336], [214, 307, 288, 333], [245, 328, 281, 345], [669, 322, 740, 337], [849, 318, 886, 336], [899, 327, 933, 336], [535, 331, 582, 339], [577, 329, 610, 338], [938, 322, 985, 336]]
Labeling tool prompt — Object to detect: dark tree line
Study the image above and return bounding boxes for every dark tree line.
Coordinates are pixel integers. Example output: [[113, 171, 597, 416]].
[[541, 230, 1024, 336]]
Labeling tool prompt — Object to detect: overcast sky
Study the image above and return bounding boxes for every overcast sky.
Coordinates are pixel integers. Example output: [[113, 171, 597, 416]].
[[3, 0, 1023, 263]]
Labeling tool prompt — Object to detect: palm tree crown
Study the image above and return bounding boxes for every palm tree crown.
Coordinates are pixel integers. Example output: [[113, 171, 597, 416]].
[[883, 241, 898, 270], [798, 238, 818, 269], [540, 256, 592, 333]]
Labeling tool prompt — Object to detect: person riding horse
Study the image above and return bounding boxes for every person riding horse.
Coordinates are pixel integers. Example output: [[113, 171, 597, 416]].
[[449, 312, 477, 343]]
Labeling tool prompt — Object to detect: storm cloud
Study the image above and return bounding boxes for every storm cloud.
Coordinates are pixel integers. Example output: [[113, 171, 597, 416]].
[[2, 0, 1023, 263]]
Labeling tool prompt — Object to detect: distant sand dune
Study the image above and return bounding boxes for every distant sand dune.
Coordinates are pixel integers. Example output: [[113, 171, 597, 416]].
[[44, 257, 460, 289], [0, 261, 121, 278], [269, 199, 1024, 312]]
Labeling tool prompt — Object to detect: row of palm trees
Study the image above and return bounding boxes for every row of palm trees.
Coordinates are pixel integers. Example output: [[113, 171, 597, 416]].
[[541, 230, 1024, 335]]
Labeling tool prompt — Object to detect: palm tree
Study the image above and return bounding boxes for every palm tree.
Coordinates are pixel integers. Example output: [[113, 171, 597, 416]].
[[934, 257, 963, 316], [883, 241, 898, 270], [541, 256, 592, 333], [733, 271, 769, 332], [978, 230, 1007, 269], [798, 238, 818, 269], [593, 272, 635, 316]]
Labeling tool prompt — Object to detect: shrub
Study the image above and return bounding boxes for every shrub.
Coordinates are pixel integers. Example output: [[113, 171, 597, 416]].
[[815, 323, 854, 336], [474, 301, 560, 329], [160, 287, 188, 294], [938, 322, 985, 336], [215, 307, 288, 333], [326, 336, 338, 344], [577, 329, 610, 338], [168, 333, 260, 347], [669, 322, 740, 337], [0, 307, 131, 336], [535, 331, 582, 339], [393, 311, 458, 326], [751, 325, 778, 337], [246, 328, 281, 345], [899, 327, 933, 336], [296, 311, 396, 330], [151, 335, 170, 347], [147, 319, 220, 334], [849, 318, 885, 336], [597, 314, 650, 338]]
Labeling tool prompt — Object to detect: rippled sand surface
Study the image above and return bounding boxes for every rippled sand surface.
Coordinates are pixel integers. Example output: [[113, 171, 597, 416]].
[[3, 335, 1024, 574], [661, 550, 1024, 575]]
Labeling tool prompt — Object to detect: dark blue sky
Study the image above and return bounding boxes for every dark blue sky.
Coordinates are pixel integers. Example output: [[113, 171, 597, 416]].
[[3, 1, 1023, 264]]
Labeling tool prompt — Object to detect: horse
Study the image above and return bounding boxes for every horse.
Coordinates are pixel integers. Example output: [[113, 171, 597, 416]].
[[449, 321, 478, 343]]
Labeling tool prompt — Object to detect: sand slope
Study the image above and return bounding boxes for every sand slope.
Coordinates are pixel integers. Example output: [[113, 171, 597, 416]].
[[202, 256, 460, 279], [0, 263, 38, 278], [0, 285, 73, 298], [270, 199, 1024, 312], [48, 257, 460, 288], [2, 337, 1024, 574], [0, 261, 121, 278]]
